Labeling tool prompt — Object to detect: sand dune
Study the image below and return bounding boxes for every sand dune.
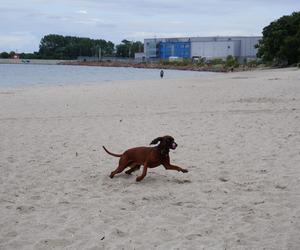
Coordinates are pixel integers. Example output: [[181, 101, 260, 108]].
[[0, 68, 299, 249]]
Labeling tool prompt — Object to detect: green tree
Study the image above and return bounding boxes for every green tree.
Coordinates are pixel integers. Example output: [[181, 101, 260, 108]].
[[39, 34, 67, 59], [0, 52, 9, 58], [19, 52, 40, 59], [256, 11, 300, 65], [116, 40, 143, 58], [39, 34, 115, 59], [9, 51, 16, 58], [116, 39, 131, 57]]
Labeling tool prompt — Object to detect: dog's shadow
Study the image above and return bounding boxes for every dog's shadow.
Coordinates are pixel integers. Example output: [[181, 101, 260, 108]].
[[107, 172, 191, 185]]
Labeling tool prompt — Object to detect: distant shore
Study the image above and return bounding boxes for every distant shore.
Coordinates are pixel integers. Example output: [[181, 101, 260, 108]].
[[0, 58, 275, 73], [0, 58, 76, 65], [59, 60, 229, 72], [0, 58, 244, 72]]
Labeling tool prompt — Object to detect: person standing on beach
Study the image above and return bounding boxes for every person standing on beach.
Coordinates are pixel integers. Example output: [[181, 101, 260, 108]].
[[160, 69, 164, 79]]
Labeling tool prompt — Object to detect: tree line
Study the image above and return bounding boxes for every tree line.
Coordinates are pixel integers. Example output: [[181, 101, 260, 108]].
[[0, 34, 144, 60]]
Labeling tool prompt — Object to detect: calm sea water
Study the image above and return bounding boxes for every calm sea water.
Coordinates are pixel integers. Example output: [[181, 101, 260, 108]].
[[0, 64, 213, 88]]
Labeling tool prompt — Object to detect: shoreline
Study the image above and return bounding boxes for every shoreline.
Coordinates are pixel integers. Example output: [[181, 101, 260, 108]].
[[59, 60, 230, 72]]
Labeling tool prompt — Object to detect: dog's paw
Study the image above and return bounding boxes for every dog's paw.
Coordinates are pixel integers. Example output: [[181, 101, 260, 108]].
[[136, 176, 143, 182], [181, 169, 188, 173]]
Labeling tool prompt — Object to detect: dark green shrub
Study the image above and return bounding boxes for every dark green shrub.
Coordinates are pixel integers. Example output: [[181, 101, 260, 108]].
[[210, 58, 224, 65], [225, 55, 239, 68]]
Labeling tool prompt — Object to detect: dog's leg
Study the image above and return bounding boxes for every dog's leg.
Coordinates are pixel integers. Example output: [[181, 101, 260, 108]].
[[163, 156, 188, 173], [110, 165, 127, 178], [163, 164, 188, 173], [125, 165, 140, 175], [110, 157, 130, 178], [136, 165, 148, 182]]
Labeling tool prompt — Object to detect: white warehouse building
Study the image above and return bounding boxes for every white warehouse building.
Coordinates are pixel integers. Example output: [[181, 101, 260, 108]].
[[144, 36, 261, 61]]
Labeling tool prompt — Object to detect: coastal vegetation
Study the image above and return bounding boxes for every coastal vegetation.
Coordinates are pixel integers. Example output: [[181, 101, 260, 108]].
[[256, 11, 300, 66], [159, 55, 247, 72]]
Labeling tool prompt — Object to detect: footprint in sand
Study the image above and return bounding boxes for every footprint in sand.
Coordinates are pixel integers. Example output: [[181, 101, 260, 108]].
[[7, 156, 15, 163], [185, 233, 202, 240], [30, 195, 41, 201], [35, 238, 72, 249], [16, 205, 35, 214], [5, 231, 18, 238], [174, 179, 191, 184]]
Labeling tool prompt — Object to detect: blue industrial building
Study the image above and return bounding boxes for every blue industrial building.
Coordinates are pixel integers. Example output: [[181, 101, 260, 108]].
[[144, 36, 261, 61], [159, 41, 191, 59]]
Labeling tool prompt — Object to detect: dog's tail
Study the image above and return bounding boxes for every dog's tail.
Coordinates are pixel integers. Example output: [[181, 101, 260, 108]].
[[102, 146, 122, 157]]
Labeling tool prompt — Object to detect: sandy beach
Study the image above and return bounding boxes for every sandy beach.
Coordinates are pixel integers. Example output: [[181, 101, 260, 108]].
[[0, 67, 299, 250]]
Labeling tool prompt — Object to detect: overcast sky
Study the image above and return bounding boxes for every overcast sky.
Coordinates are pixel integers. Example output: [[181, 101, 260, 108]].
[[0, 0, 299, 52]]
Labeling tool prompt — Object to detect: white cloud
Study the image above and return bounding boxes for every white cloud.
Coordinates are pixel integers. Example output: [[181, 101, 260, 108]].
[[130, 31, 190, 40], [74, 17, 114, 28], [76, 10, 88, 14]]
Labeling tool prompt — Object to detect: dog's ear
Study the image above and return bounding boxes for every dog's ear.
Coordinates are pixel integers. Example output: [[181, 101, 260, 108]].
[[150, 137, 163, 145]]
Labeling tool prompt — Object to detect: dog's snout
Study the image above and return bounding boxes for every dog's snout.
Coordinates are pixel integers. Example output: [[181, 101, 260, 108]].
[[171, 142, 177, 149]]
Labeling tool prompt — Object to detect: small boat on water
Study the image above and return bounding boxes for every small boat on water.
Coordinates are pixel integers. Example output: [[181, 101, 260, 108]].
[[22, 59, 30, 64]]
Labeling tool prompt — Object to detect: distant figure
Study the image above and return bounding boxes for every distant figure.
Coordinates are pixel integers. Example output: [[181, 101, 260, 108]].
[[160, 69, 164, 78]]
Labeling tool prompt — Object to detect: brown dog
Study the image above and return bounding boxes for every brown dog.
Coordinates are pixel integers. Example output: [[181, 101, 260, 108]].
[[103, 135, 188, 182]]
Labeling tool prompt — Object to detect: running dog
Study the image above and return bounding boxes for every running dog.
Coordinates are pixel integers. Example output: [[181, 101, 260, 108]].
[[103, 135, 188, 182]]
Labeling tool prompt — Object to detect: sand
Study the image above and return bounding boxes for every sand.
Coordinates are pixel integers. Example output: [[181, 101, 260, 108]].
[[0, 67, 299, 250]]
